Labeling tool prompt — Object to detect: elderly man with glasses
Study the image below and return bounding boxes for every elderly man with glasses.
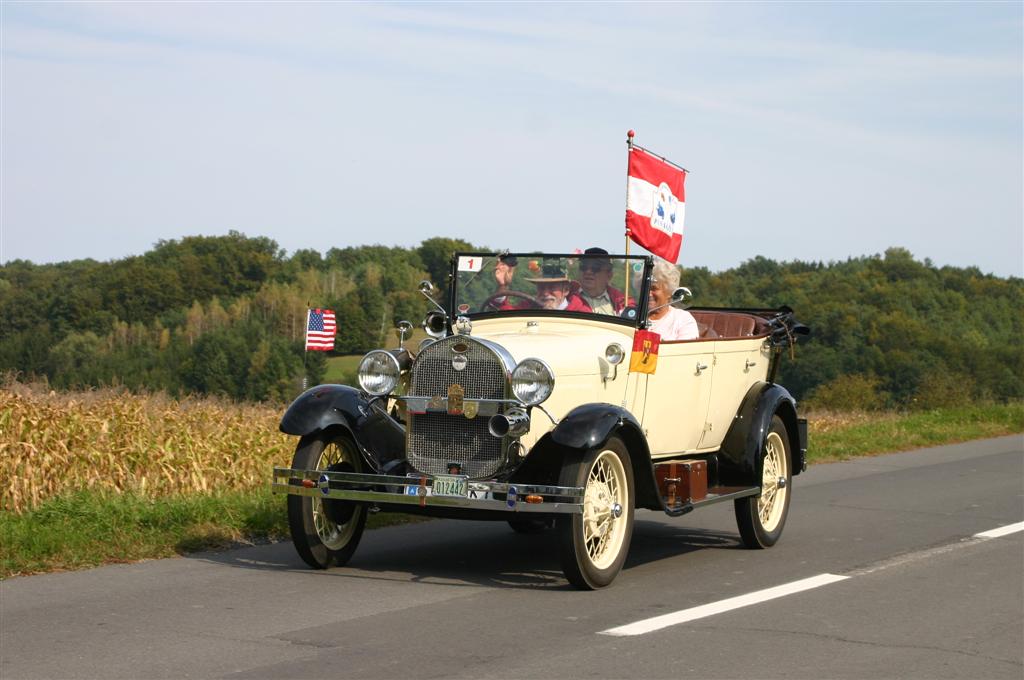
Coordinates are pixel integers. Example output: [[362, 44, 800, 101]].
[[570, 247, 631, 315]]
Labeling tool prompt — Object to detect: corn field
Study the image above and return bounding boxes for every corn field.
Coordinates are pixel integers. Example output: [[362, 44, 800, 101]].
[[1, 381, 292, 514]]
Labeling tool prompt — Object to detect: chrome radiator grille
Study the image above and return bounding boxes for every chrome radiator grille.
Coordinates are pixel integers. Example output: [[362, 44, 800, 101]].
[[407, 337, 507, 479]]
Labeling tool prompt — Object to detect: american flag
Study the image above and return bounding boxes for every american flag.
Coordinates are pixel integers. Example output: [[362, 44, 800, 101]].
[[305, 309, 337, 351]]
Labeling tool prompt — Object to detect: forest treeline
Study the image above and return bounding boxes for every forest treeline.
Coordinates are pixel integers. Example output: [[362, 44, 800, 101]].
[[1, 232, 1021, 408]]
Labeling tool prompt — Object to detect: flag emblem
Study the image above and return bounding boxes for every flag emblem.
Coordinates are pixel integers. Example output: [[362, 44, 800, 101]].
[[305, 309, 337, 351], [651, 182, 679, 234], [626, 145, 687, 263], [629, 329, 661, 374]]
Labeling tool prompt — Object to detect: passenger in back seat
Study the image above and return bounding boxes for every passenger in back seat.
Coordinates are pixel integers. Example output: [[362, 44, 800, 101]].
[[647, 258, 699, 340]]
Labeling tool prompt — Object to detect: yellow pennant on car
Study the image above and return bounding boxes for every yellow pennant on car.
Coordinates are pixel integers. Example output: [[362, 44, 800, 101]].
[[629, 330, 661, 374]]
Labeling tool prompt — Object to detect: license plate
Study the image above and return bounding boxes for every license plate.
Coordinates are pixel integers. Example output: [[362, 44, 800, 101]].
[[404, 474, 469, 498], [432, 474, 468, 497]]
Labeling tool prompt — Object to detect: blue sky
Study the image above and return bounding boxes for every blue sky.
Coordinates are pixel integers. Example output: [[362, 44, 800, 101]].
[[2, 2, 1021, 277]]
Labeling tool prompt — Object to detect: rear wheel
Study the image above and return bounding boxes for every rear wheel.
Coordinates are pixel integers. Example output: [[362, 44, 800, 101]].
[[735, 415, 792, 548], [556, 436, 634, 589], [287, 429, 368, 569]]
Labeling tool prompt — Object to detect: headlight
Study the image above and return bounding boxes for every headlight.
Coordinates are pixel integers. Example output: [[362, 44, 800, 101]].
[[605, 343, 625, 365], [357, 350, 400, 396], [511, 358, 555, 406]]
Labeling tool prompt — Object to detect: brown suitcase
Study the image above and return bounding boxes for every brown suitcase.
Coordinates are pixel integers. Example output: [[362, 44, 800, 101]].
[[655, 459, 708, 507]]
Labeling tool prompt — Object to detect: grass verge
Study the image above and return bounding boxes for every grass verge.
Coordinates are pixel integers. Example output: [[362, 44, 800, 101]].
[[0, 489, 415, 579], [2, 402, 1020, 579], [805, 402, 1023, 462]]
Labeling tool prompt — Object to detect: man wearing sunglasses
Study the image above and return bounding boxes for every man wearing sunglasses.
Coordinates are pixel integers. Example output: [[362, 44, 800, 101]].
[[572, 247, 630, 315]]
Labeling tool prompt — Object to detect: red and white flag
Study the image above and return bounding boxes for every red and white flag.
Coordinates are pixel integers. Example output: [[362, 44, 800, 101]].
[[305, 308, 337, 351], [625, 146, 686, 263]]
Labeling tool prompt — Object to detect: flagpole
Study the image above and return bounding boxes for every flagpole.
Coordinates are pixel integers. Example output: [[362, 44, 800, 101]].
[[624, 129, 635, 308], [630, 142, 689, 174], [302, 306, 310, 392]]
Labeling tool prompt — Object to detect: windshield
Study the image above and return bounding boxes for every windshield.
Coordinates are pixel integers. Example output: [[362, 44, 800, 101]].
[[451, 253, 650, 323]]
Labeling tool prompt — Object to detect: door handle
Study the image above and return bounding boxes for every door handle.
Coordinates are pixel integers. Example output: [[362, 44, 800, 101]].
[[696, 362, 709, 375], [745, 359, 757, 371]]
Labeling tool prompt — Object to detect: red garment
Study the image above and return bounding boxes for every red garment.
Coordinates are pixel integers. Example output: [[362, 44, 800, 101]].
[[497, 284, 630, 313], [568, 284, 631, 314], [499, 294, 590, 312]]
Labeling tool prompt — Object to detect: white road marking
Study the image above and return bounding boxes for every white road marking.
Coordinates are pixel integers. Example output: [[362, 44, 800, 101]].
[[598, 573, 849, 637], [601, 522, 1021, 637], [974, 521, 1024, 539]]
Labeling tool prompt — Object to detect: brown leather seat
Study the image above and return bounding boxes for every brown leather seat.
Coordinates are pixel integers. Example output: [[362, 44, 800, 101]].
[[691, 311, 761, 339]]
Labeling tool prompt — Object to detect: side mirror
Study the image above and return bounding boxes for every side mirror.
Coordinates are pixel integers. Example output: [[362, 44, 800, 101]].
[[671, 287, 692, 305], [418, 279, 447, 317], [395, 320, 414, 349]]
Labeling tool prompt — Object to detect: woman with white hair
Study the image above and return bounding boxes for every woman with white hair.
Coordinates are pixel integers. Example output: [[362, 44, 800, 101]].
[[647, 258, 699, 340]]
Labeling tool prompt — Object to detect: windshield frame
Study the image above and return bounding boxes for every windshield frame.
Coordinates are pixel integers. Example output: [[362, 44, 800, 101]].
[[447, 252, 654, 328]]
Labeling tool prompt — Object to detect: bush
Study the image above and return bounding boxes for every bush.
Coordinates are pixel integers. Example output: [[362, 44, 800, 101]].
[[912, 371, 977, 410], [805, 373, 889, 411]]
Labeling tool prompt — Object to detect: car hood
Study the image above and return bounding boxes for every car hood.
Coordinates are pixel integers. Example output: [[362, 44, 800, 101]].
[[472, 321, 634, 377]]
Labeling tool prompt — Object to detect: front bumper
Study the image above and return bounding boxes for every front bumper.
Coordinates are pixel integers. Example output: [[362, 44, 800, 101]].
[[272, 467, 584, 514]]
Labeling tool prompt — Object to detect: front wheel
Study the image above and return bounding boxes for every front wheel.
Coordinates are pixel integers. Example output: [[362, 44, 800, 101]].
[[556, 436, 635, 589], [735, 415, 792, 548], [287, 429, 368, 569]]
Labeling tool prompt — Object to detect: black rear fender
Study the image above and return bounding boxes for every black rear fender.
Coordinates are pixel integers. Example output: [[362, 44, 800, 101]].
[[280, 384, 406, 472], [718, 382, 805, 486]]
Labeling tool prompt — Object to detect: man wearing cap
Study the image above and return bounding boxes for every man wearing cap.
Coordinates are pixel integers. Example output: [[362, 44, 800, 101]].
[[570, 247, 630, 315]]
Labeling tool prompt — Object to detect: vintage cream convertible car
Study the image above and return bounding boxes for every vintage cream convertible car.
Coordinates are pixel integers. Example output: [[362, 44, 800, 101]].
[[272, 252, 808, 589]]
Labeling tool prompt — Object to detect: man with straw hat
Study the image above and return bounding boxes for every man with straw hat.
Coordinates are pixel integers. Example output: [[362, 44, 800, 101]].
[[524, 258, 589, 311]]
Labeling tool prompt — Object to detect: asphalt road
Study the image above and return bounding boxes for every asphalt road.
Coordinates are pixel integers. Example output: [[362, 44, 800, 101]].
[[2, 435, 1022, 679]]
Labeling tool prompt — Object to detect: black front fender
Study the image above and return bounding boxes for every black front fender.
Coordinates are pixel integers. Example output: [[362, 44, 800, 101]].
[[280, 384, 406, 471], [549, 403, 642, 451], [547, 403, 661, 510], [718, 382, 804, 486]]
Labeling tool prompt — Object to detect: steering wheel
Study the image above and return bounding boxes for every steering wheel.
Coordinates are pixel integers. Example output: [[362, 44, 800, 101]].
[[480, 291, 542, 312]]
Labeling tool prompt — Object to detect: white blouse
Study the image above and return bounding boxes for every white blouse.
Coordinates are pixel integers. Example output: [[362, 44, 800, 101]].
[[648, 307, 699, 341]]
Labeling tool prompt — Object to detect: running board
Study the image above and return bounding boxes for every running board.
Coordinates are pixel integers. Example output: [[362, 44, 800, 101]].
[[662, 485, 760, 517]]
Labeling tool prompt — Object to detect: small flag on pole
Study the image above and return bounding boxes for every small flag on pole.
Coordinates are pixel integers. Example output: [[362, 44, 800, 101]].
[[629, 329, 661, 374], [625, 142, 687, 263], [305, 309, 337, 351]]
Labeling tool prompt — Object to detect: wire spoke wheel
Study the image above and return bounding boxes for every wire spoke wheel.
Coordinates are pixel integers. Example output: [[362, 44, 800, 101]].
[[735, 415, 793, 549], [287, 429, 368, 569], [582, 451, 628, 569], [558, 436, 634, 589], [757, 432, 788, 533], [310, 439, 363, 550]]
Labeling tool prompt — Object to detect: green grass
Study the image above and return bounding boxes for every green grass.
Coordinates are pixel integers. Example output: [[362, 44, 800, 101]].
[[807, 402, 1023, 462], [3, 402, 1020, 578], [0, 489, 417, 578], [322, 355, 362, 385]]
